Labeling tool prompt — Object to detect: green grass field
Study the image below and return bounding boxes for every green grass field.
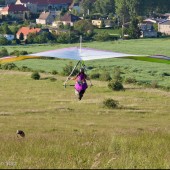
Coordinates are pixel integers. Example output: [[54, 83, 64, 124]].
[[10, 57, 170, 89], [1, 38, 170, 56], [0, 39, 170, 168]]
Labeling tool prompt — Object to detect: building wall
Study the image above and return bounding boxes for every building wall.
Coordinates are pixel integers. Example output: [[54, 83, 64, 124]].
[[92, 20, 102, 28], [1, 10, 8, 15], [159, 24, 170, 35], [9, 11, 30, 19], [36, 19, 46, 25]]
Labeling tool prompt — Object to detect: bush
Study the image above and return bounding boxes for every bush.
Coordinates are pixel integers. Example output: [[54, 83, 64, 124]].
[[61, 62, 78, 76], [2, 63, 18, 70], [93, 32, 111, 41], [103, 98, 119, 109], [0, 47, 9, 57], [161, 72, 170, 77], [113, 67, 123, 82], [19, 66, 32, 72], [20, 51, 28, 55], [108, 80, 124, 91], [49, 77, 57, 82], [150, 80, 159, 88], [51, 70, 58, 75], [31, 72, 40, 80], [90, 72, 100, 79], [125, 77, 137, 84], [99, 72, 112, 81], [10, 50, 28, 56]]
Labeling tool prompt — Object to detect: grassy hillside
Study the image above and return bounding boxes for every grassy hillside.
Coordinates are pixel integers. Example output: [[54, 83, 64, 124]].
[[0, 70, 170, 169], [0, 39, 170, 168], [7, 57, 170, 89]]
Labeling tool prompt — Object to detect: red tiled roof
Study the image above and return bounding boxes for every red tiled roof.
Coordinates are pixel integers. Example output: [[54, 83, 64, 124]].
[[2, 4, 29, 12], [16, 27, 41, 36], [20, 0, 73, 5]]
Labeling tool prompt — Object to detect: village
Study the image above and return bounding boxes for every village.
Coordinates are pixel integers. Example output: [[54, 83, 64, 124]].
[[0, 0, 170, 45]]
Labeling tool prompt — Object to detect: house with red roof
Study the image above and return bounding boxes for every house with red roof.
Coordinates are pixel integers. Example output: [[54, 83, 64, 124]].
[[16, 0, 73, 13], [1, 4, 30, 19], [16, 26, 41, 40]]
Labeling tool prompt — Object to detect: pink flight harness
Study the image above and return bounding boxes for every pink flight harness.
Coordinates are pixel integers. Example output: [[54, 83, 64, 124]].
[[74, 73, 88, 92]]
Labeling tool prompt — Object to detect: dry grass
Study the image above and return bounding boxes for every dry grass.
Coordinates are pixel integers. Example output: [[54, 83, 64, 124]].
[[0, 70, 170, 169]]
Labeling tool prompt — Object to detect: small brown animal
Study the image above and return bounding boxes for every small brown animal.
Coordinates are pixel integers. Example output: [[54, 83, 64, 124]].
[[16, 130, 25, 138]]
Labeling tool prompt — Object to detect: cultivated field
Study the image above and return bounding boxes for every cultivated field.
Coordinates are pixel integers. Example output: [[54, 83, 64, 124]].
[[0, 39, 170, 169]]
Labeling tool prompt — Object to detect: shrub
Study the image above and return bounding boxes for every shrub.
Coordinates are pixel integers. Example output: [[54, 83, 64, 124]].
[[125, 77, 137, 84], [93, 32, 111, 41], [2, 63, 18, 70], [19, 66, 32, 72], [0, 47, 9, 57], [113, 67, 123, 82], [161, 72, 170, 77], [103, 98, 119, 109], [108, 80, 124, 91], [100, 72, 112, 81], [150, 80, 159, 88], [90, 72, 100, 79], [51, 70, 58, 75], [49, 77, 57, 82], [20, 51, 28, 55], [62, 62, 79, 76], [31, 72, 40, 80]]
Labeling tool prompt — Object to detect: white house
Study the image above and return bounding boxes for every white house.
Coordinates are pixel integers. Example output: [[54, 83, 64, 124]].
[[158, 20, 170, 35], [0, 34, 15, 40]]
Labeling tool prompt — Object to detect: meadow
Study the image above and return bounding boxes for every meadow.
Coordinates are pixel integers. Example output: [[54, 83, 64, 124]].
[[0, 39, 170, 169], [1, 37, 170, 56]]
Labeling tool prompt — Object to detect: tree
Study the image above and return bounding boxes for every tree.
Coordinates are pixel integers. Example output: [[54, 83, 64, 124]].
[[0, 37, 9, 45], [10, 25, 19, 35], [115, 0, 130, 24], [127, 18, 141, 39], [80, 0, 94, 17], [1, 23, 12, 34], [57, 32, 70, 44], [0, 0, 5, 5], [27, 33, 36, 44], [19, 32, 24, 41], [74, 19, 94, 36], [94, 0, 115, 15]]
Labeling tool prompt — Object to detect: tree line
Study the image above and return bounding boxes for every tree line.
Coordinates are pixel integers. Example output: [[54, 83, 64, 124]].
[[78, 0, 170, 23]]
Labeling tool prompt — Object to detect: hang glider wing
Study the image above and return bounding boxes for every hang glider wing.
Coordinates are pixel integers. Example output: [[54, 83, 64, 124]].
[[28, 47, 143, 61], [29, 47, 81, 60], [79, 48, 141, 60]]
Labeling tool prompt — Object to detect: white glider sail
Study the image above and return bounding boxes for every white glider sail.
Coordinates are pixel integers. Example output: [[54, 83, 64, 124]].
[[29, 47, 141, 61]]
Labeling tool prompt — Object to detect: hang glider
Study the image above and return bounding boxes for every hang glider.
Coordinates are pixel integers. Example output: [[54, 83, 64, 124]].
[[28, 46, 142, 61], [26, 40, 146, 87]]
